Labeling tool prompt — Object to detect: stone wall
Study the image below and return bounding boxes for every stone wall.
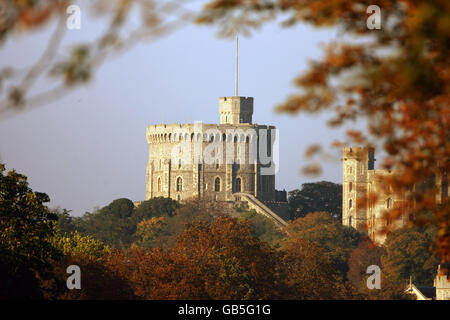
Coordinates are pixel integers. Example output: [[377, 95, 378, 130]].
[[146, 122, 277, 203]]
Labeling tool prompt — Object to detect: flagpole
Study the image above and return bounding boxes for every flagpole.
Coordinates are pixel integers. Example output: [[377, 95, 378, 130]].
[[235, 34, 238, 97]]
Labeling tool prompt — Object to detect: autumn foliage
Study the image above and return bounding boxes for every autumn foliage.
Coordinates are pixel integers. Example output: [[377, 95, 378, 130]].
[[106, 217, 284, 299]]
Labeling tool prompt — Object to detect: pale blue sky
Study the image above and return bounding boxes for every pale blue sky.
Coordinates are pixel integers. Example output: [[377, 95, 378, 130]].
[[0, 4, 365, 216]]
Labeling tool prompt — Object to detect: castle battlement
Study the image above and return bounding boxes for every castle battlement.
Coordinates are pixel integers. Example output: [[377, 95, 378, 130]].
[[146, 122, 275, 144], [343, 147, 375, 166]]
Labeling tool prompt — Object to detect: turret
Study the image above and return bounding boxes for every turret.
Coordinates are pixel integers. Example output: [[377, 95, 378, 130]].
[[219, 96, 253, 125], [342, 147, 375, 230]]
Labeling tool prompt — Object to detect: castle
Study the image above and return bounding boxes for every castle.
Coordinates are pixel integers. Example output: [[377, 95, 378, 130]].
[[406, 265, 450, 300], [145, 95, 289, 225], [342, 147, 448, 244]]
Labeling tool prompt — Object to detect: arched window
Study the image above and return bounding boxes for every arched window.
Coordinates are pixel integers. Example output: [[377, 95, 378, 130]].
[[235, 178, 242, 193], [349, 182, 353, 192], [215, 177, 221, 192], [157, 177, 161, 192], [349, 216, 353, 226], [349, 199, 353, 209], [177, 194, 181, 201], [176, 177, 182, 192], [387, 198, 391, 209]]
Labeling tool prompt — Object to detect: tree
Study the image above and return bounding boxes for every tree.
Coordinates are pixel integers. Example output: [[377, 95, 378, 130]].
[[172, 216, 284, 299], [288, 181, 342, 220], [239, 209, 284, 247], [110, 216, 285, 299], [145, 199, 231, 248], [281, 234, 353, 299], [0, 163, 60, 299], [382, 227, 439, 287], [43, 253, 136, 300], [132, 197, 179, 223], [50, 231, 110, 259], [347, 239, 385, 291], [198, 0, 450, 264], [75, 198, 136, 248], [0, 1, 194, 116], [53, 207, 76, 234], [346, 238, 407, 299], [134, 217, 168, 248], [287, 211, 362, 276]]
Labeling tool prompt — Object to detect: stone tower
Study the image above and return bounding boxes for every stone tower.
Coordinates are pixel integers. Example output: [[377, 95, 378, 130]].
[[342, 147, 412, 243], [342, 147, 375, 231], [219, 96, 253, 125], [343, 146, 448, 244]]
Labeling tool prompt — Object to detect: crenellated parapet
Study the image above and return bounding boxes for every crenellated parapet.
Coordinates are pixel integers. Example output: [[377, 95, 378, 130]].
[[146, 122, 275, 144]]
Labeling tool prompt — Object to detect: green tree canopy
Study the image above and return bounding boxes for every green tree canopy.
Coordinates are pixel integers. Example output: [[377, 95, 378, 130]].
[[75, 198, 136, 248], [382, 227, 439, 287], [132, 197, 179, 223], [0, 164, 60, 299], [288, 181, 342, 220]]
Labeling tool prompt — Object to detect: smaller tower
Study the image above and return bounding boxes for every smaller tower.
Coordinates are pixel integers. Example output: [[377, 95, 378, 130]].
[[434, 265, 450, 300], [219, 96, 253, 124], [342, 147, 375, 231]]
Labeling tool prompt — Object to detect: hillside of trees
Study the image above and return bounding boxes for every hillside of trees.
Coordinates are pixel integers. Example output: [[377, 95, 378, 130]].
[[1, 165, 442, 299]]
